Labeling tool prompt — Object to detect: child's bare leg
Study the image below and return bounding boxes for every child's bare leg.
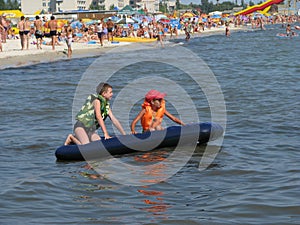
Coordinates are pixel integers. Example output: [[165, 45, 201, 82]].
[[90, 132, 101, 142], [74, 127, 90, 144], [64, 134, 81, 145]]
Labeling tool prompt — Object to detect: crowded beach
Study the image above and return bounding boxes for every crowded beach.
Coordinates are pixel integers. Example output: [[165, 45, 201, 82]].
[[1, 10, 300, 68]]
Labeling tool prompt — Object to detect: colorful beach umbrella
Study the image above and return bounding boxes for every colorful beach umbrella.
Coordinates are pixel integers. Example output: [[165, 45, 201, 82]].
[[182, 12, 195, 18]]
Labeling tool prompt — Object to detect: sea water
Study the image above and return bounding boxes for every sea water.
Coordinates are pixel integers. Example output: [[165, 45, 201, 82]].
[[0, 24, 299, 224]]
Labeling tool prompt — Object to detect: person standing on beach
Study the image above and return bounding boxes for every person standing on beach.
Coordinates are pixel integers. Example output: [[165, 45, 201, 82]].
[[23, 17, 31, 50], [0, 23, 3, 52], [96, 20, 104, 46], [48, 16, 58, 50], [106, 18, 114, 42], [34, 16, 43, 49], [0, 14, 8, 43], [65, 24, 73, 58], [156, 22, 164, 48], [17, 16, 25, 50]]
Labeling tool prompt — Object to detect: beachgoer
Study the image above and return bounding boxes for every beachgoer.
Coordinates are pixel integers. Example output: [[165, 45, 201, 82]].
[[184, 28, 190, 41], [0, 23, 3, 52], [48, 15, 58, 50], [17, 16, 25, 50], [65, 24, 73, 58], [23, 17, 31, 50], [0, 14, 8, 43], [65, 82, 126, 145], [156, 22, 164, 47], [286, 24, 291, 36], [131, 90, 185, 134], [34, 15, 43, 49], [225, 23, 230, 37], [106, 19, 114, 42], [96, 20, 104, 46]]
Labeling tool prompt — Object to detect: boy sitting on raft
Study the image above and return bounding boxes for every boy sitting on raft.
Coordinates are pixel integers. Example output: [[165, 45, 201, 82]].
[[64, 82, 126, 145], [131, 89, 185, 134]]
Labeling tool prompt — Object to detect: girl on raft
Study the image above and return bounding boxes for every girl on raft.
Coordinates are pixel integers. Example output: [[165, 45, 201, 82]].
[[131, 89, 185, 134], [64, 82, 126, 145]]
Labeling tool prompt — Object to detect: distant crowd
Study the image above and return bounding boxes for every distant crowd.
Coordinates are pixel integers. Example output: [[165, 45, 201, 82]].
[[1, 13, 300, 53]]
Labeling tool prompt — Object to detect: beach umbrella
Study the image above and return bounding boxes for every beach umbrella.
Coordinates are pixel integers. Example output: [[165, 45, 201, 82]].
[[221, 17, 230, 22], [158, 18, 170, 24], [182, 12, 195, 18], [155, 14, 168, 21], [85, 20, 98, 25], [116, 17, 135, 24], [104, 16, 119, 22], [71, 20, 83, 29], [211, 14, 221, 19], [57, 20, 65, 28], [131, 17, 141, 24]]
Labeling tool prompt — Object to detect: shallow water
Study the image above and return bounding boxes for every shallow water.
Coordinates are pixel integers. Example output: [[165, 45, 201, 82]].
[[1, 25, 299, 224]]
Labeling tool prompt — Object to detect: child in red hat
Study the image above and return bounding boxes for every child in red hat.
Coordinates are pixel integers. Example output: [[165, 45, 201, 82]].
[[131, 89, 185, 134]]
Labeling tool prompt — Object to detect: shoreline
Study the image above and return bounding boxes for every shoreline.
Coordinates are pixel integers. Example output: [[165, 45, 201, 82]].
[[0, 25, 246, 70]]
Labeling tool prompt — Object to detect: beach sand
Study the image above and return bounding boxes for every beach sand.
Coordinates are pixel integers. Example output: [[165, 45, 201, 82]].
[[0, 26, 245, 70], [0, 38, 132, 69]]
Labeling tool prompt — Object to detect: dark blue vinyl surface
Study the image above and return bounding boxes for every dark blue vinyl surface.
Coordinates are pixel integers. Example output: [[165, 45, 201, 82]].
[[55, 122, 224, 161]]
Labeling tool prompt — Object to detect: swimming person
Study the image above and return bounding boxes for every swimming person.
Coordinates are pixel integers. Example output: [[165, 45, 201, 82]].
[[131, 89, 185, 134]]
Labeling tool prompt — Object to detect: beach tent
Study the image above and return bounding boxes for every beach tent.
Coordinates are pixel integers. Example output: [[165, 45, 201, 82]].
[[118, 5, 136, 15], [137, 9, 146, 15], [116, 17, 135, 24]]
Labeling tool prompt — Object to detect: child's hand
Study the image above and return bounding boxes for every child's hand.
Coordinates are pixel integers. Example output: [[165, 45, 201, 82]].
[[104, 133, 112, 140]]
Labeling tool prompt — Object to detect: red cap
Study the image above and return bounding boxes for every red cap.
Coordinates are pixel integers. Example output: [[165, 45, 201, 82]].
[[145, 89, 166, 101]]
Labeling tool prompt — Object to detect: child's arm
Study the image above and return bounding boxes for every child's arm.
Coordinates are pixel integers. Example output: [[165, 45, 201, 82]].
[[108, 109, 126, 135], [131, 109, 145, 134], [164, 110, 185, 126], [93, 99, 110, 139]]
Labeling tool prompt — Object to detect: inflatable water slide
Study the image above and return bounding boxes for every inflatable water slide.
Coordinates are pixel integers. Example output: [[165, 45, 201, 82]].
[[234, 0, 284, 16]]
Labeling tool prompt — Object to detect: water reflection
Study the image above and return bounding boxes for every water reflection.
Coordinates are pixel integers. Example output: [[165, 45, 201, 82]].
[[138, 188, 170, 218]]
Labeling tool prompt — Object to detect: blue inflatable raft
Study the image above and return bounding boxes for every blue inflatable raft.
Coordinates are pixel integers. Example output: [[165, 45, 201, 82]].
[[55, 122, 224, 161]]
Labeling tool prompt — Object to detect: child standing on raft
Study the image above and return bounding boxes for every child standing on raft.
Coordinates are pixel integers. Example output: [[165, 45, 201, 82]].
[[64, 82, 126, 145], [131, 90, 185, 134]]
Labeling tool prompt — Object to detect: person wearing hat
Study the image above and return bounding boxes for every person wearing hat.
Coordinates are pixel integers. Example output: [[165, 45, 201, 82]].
[[131, 90, 185, 134], [64, 82, 126, 145]]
